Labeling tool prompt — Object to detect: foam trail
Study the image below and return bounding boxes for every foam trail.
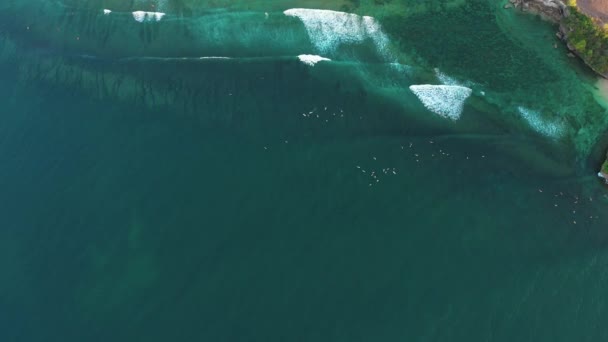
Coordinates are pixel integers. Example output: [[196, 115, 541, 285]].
[[199, 56, 232, 60], [132, 11, 165, 23], [517, 106, 565, 138], [409, 85, 472, 120], [298, 54, 331, 66], [284, 8, 390, 58], [435, 68, 461, 86]]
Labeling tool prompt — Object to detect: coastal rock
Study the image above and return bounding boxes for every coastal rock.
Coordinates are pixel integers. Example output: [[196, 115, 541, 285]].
[[599, 154, 608, 184], [513, 0, 568, 22], [516, 1, 608, 79]]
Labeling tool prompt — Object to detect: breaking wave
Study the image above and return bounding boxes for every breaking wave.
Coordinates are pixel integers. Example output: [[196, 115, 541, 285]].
[[284, 8, 390, 58], [409, 85, 472, 120], [132, 11, 165, 22], [298, 54, 331, 66]]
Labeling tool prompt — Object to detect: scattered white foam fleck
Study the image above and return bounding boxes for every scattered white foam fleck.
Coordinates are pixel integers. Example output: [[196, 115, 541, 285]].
[[132, 11, 165, 22], [409, 85, 472, 120], [284, 8, 390, 58], [517, 106, 565, 138], [103, 9, 112, 15], [298, 54, 331, 66], [434, 68, 461, 86], [153, 12, 165, 21], [389, 62, 413, 74]]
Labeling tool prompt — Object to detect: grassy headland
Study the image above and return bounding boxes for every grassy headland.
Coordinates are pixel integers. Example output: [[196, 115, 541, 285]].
[[563, 0, 608, 75]]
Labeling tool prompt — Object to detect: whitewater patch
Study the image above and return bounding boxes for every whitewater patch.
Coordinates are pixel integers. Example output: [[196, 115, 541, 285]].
[[409, 85, 472, 120], [298, 54, 331, 66], [284, 8, 390, 58], [132, 11, 165, 22], [103, 9, 111, 15], [517, 107, 565, 138]]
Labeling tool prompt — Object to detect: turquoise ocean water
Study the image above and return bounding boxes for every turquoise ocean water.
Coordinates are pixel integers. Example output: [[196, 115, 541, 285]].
[[2, 0, 608, 340]]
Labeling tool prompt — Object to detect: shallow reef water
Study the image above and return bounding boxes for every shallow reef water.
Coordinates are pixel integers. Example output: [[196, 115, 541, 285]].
[[1, 0, 606, 157]]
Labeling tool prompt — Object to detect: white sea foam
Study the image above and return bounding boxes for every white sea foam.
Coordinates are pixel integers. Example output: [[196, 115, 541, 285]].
[[284, 8, 390, 57], [132, 11, 146, 22], [517, 106, 565, 138], [298, 54, 331, 66], [103, 9, 112, 15], [434, 68, 461, 86], [199, 56, 232, 60], [132, 11, 165, 23], [409, 85, 472, 120]]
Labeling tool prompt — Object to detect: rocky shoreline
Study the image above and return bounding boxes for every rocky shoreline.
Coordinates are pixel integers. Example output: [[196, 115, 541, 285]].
[[505, 0, 568, 22], [507, 0, 608, 184], [600, 154, 608, 184], [507, 0, 608, 78]]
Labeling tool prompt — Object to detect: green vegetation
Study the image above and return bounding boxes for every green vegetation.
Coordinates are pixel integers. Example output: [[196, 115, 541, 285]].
[[602, 158, 608, 173], [564, 5, 608, 74]]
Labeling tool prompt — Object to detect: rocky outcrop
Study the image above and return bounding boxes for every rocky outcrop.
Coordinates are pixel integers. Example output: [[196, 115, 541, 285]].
[[508, 0, 569, 22], [599, 154, 608, 184], [509, 0, 608, 78]]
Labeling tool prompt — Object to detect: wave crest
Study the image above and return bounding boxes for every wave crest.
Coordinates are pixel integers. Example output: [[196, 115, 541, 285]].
[[284, 8, 390, 58], [132, 11, 165, 23], [409, 85, 472, 120], [298, 54, 331, 66]]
